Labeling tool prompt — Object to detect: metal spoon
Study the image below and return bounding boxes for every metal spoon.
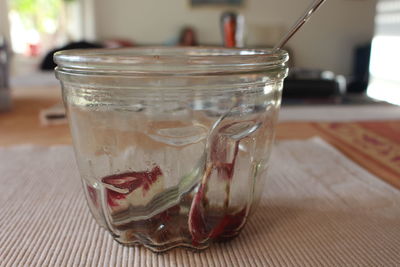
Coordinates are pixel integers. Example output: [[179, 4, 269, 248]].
[[273, 0, 327, 51]]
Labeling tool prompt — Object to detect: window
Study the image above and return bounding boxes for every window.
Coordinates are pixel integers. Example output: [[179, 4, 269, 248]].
[[368, 0, 400, 105], [7, 0, 95, 57], [8, 0, 68, 56]]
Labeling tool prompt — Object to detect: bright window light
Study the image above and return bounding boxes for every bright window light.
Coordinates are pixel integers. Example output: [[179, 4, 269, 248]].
[[367, 0, 400, 106]]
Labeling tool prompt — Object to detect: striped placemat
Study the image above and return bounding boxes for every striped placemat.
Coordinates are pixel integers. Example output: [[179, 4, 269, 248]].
[[1, 138, 399, 266]]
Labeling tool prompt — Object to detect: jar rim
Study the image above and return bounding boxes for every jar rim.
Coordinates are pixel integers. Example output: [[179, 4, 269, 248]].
[[54, 46, 288, 75]]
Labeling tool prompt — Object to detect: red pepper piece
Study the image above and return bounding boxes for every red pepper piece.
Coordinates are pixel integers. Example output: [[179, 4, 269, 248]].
[[209, 207, 247, 239], [189, 122, 243, 244], [106, 189, 127, 207], [102, 166, 163, 207], [188, 184, 209, 245], [210, 123, 240, 181]]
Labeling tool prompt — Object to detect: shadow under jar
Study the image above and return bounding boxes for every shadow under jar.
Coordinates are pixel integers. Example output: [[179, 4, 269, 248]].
[[54, 47, 289, 252]]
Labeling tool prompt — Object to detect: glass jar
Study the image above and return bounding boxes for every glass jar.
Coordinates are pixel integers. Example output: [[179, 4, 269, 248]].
[[55, 47, 288, 252]]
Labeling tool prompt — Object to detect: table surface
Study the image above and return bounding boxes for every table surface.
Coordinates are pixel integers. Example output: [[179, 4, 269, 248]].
[[1, 86, 400, 266], [1, 86, 399, 189]]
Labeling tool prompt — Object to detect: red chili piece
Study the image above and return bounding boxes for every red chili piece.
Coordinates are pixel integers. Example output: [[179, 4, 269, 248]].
[[102, 166, 163, 207]]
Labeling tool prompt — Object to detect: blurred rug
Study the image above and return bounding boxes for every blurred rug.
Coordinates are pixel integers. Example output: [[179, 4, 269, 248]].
[[314, 120, 400, 189]]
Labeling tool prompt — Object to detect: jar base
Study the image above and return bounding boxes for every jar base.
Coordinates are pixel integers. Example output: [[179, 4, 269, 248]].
[[113, 230, 243, 252]]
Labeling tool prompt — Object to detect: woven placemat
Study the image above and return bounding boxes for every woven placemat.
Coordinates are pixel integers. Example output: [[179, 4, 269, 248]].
[[1, 138, 399, 266]]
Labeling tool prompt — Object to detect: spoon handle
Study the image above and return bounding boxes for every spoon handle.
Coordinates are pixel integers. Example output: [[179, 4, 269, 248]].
[[273, 0, 326, 51]]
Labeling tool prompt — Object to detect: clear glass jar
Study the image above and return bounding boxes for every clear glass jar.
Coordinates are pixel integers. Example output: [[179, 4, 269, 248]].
[[55, 47, 288, 252]]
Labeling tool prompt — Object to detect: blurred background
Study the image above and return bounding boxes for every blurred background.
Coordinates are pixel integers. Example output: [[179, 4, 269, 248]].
[[0, 0, 399, 106]]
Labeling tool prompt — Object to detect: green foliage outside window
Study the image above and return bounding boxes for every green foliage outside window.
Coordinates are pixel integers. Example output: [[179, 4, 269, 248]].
[[9, 0, 74, 34]]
